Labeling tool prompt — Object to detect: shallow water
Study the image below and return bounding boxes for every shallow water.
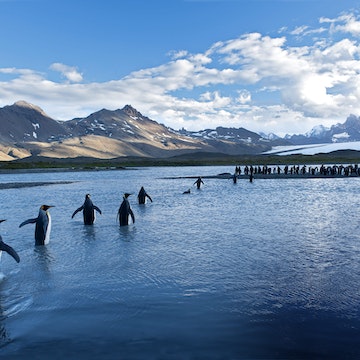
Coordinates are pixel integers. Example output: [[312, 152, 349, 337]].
[[0, 166, 360, 359]]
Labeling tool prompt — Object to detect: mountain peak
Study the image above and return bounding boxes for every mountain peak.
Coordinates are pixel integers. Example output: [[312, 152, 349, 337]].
[[12, 100, 49, 117], [122, 104, 143, 118], [343, 114, 360, 130]]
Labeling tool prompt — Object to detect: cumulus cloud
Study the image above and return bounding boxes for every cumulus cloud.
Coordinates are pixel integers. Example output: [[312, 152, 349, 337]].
[[2, 11, 360, 135], [50, 63, 83, 83]]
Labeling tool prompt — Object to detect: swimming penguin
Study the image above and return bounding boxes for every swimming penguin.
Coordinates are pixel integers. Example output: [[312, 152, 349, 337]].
[[19, 205, 54, 246], [137, 186, 153, 205], [117, 193, 135, 226], [72, 194, 102, 225], [0, 220, 20, 263]]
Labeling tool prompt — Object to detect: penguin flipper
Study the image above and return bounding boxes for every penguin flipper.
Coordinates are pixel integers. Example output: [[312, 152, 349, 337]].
[[130, 209, 135, 224], [0, 240, 20, 263], [94, 206, 102, 215], [19, 218, 37, 228], [71, 206, 83, 219]]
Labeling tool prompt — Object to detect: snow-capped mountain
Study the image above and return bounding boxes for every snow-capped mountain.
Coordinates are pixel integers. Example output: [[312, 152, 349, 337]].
[[285, 115, 360, 145], [0, 100, 70, 143], [0, 101, 282, 160], [0, 100, 359, 161]]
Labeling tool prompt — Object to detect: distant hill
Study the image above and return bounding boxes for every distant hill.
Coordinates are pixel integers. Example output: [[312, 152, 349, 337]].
[[1, 100, 360, 162], [0, 101, 283, 161]]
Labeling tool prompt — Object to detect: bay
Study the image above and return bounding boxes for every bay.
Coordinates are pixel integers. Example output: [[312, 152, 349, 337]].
[[0, 166, 359, 359]]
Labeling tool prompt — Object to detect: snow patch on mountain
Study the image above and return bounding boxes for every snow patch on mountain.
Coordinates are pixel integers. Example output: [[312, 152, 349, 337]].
[[332, 132, 350, 141], [306, 124, 329, 137]]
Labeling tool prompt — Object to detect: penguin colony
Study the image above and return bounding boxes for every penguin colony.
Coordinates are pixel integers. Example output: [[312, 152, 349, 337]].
[[0, 186, 155, 267]]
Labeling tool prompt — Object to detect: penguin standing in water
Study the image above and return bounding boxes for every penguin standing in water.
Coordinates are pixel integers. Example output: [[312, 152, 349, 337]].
[[137, 187, 153, 205], [71, 194, 102, 225], [193, 177, 204, 189], [0, 220, 20, 263], [117, 193, 135, 226], [19, 205, 54, 246]]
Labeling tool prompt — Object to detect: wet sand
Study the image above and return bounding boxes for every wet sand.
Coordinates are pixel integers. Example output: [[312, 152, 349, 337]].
[[0, 181, 75, 190]]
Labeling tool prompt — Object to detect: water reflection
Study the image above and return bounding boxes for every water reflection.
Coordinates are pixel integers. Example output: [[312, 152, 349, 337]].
[[0, 292, 10, 348], [1, 168, 360, 358], [118, 225, 137, 242], [81, 225, 96, 242], [33, 246, 54, 275]]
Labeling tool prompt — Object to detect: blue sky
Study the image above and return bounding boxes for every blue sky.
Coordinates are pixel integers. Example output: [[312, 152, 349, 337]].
[[1, 0, 360, 136]]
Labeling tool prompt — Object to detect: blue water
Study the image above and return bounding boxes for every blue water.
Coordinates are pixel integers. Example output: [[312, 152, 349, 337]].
[[0, 166, 360, 359]]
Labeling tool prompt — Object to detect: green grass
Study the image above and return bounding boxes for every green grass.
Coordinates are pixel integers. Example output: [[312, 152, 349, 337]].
[[0, 149, 359, 171]]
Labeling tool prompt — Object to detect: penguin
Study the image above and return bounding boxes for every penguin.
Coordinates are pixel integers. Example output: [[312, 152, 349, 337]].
[[19, 205, 54, 246], [0, 220, 20, 263], [137, 186, 153, 205], [117, 193, 135, 226], [193, 177, 204, 189], [72, 194, 102, 225]]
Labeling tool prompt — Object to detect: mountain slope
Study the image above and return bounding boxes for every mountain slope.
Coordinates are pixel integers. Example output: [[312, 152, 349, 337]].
[[0, 101, 281, 160], [0, 101, 69, 144], [4, 100, 359, 161]]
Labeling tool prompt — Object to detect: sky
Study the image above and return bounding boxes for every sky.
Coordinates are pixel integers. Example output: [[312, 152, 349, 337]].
[[1, 0, 360, 136]]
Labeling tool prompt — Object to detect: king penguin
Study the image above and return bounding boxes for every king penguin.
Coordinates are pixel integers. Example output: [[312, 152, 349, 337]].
[[117, 193, 135, 226], [19, 205, 54, 246], [72, 194, 102, 225], [137, 186, 153, 205], [0, 220, 20, 263]]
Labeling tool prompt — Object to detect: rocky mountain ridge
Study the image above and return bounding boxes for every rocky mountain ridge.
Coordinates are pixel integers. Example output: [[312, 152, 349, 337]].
[[0, 100, 359, 161], [0, 101, 279, 161], [284, 114, 360, 144]]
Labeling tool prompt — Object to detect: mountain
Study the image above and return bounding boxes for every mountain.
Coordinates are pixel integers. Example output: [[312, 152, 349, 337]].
[[1, 100, 358, 162], [0, 100, 70, 143], [285, 114, 360, 145], [0, 101, 282, 161]]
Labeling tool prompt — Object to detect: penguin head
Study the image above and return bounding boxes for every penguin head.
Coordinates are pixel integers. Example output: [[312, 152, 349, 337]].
[[40, 205, 54, 211], [86, 194, 91, 199], [123, 193, 132, 199]]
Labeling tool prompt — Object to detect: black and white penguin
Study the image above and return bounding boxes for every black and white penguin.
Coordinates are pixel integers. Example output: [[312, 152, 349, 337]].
[[19, 205, 54, 246], [137, 187, 153, 205], [117, 193, 135, 226], [72, 194, 102, 225]]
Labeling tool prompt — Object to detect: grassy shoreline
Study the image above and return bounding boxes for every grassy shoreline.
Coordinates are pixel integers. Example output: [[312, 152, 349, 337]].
[[0, 150, 359, 173]]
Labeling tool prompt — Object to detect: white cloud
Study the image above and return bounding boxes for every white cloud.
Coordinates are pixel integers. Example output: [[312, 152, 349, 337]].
[[2, 11, 360, 136], [50, 63, 83, 83], [321, 13, 360, 36]]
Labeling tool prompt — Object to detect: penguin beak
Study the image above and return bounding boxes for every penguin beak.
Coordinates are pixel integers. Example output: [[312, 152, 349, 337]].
[[41, 205, 55, 211]]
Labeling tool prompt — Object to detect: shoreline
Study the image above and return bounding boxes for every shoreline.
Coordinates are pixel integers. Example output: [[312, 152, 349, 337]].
[[0, 181, 76, 190], [164, 173, 360, 180]]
